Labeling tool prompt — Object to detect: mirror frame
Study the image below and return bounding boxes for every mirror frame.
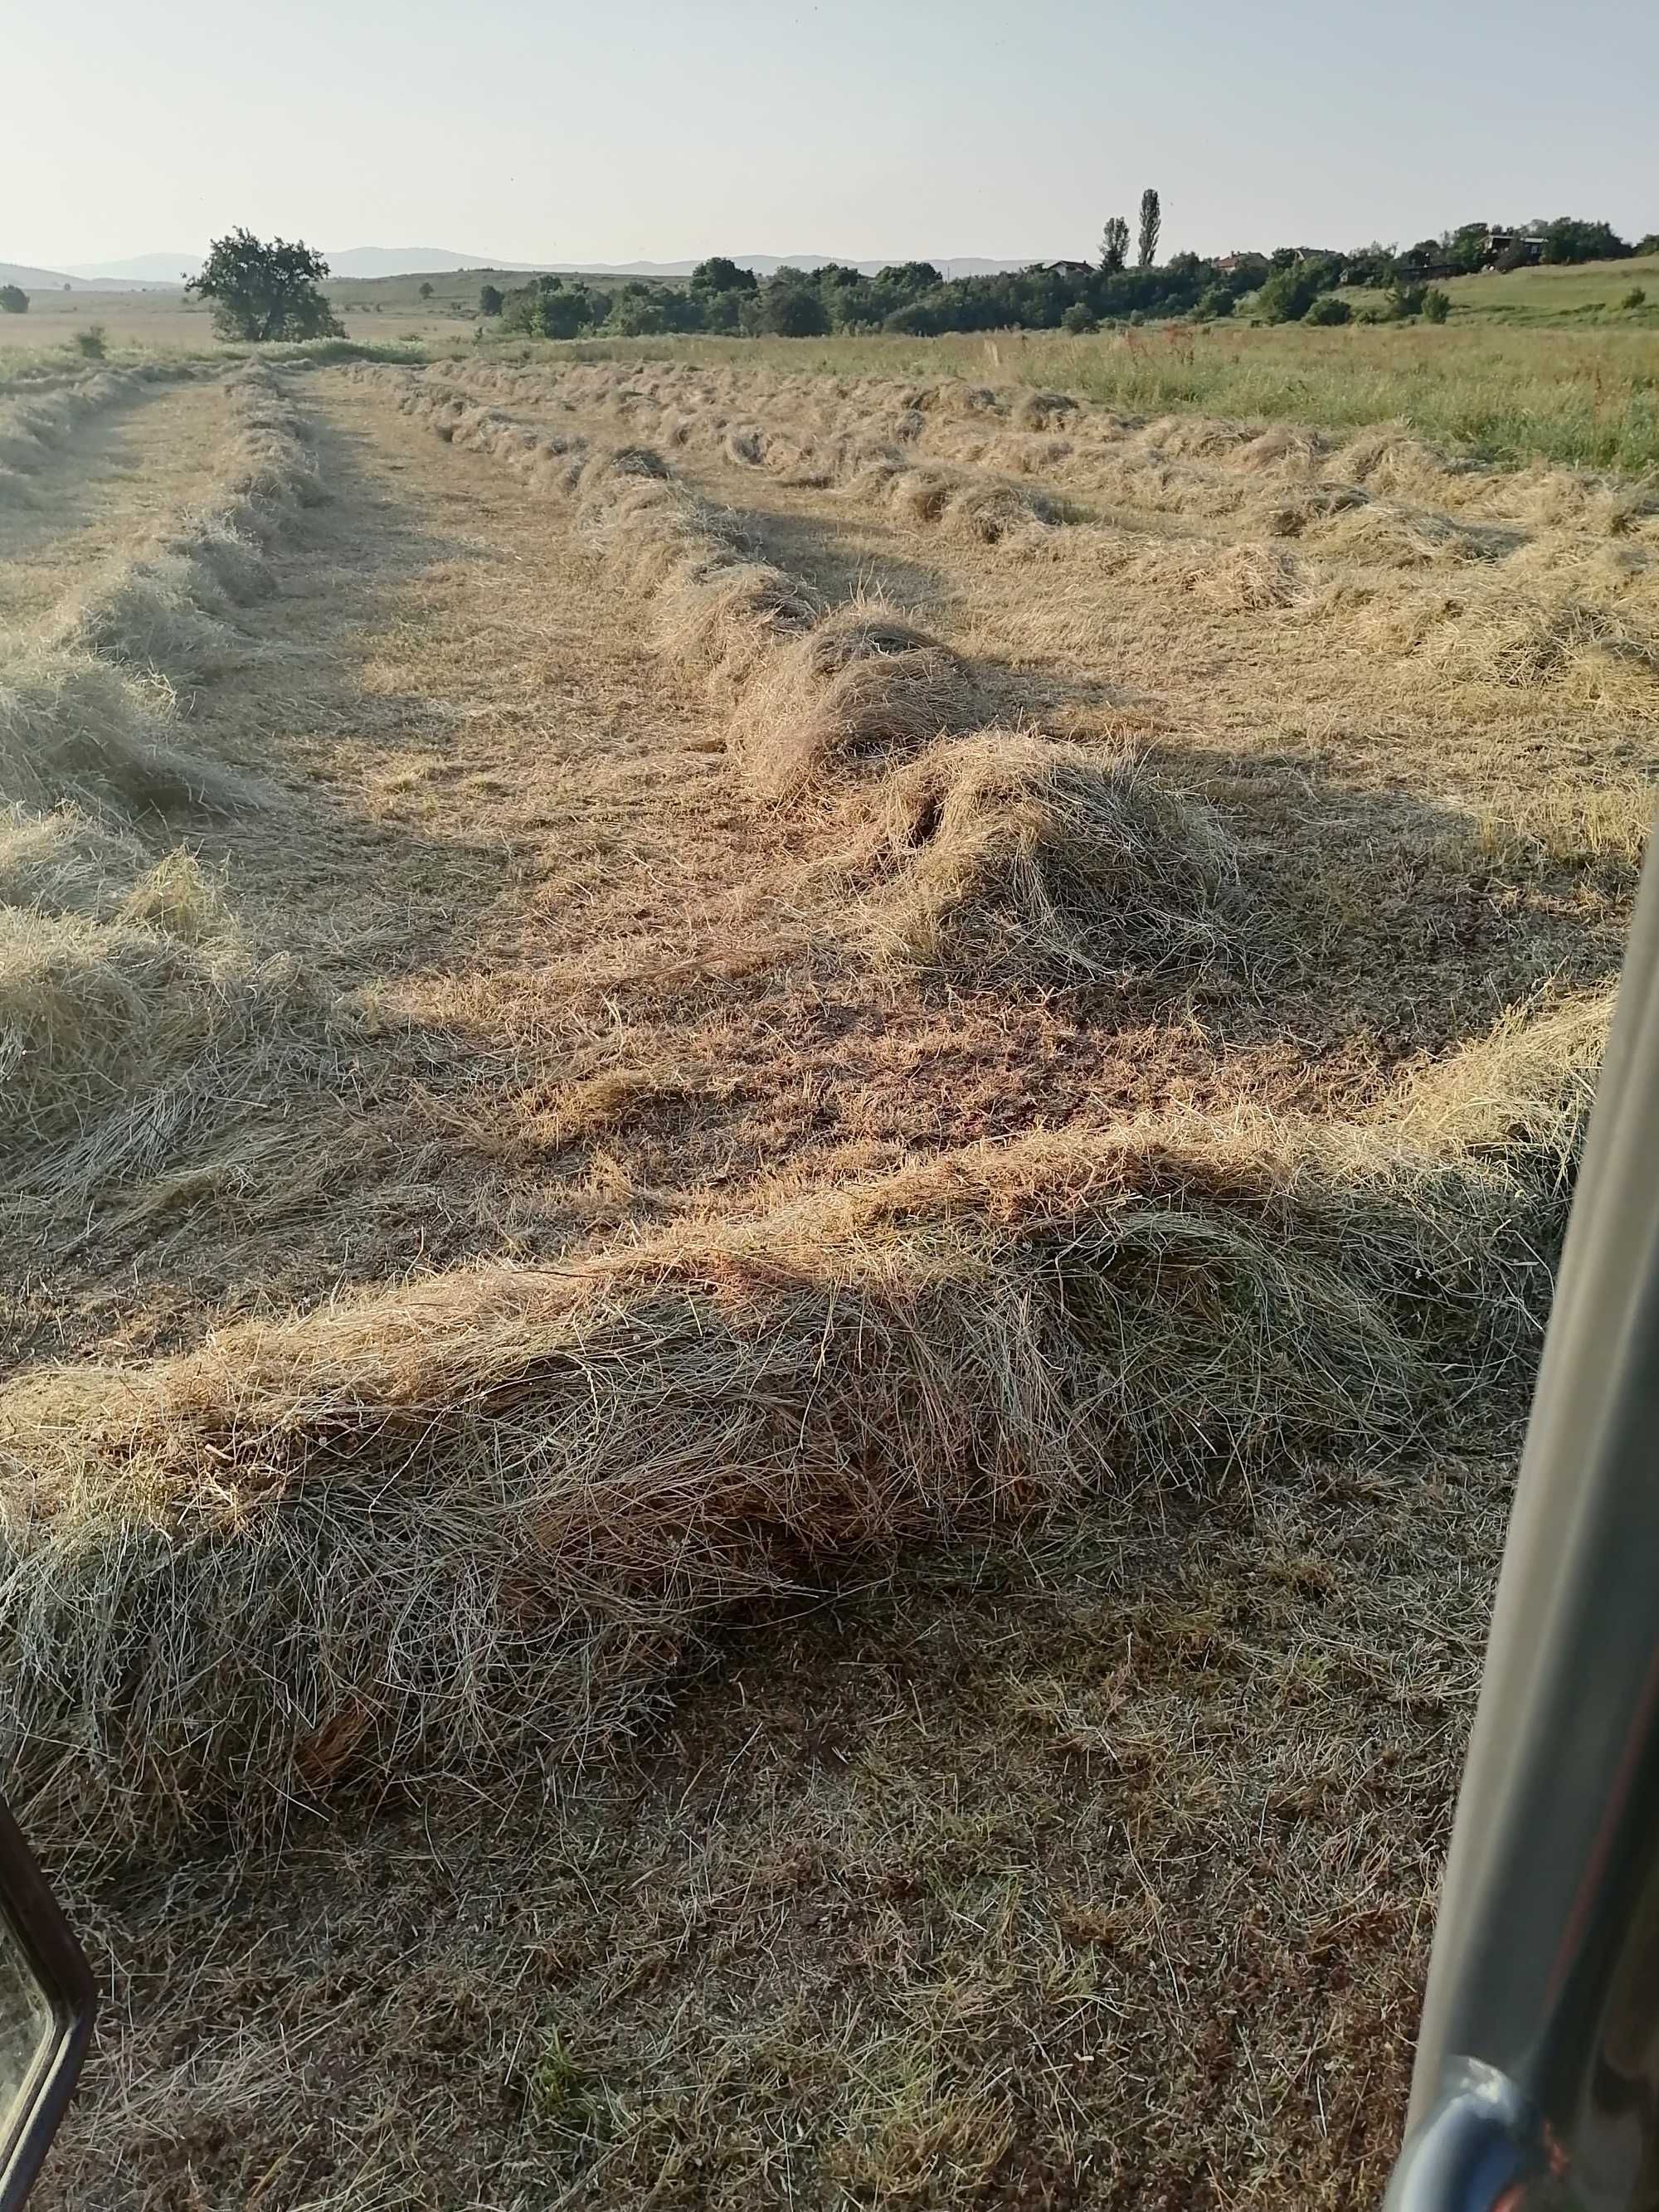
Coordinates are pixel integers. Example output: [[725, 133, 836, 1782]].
[[0, 1797, 94, 2212]]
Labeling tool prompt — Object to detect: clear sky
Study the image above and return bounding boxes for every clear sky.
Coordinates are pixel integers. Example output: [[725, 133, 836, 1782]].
[[9, 0, 1657, 270]]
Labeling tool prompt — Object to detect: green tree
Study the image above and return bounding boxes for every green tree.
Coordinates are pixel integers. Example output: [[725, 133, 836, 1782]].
[[184, 229, 343, 342], [763, 280, 830, 337], [478, 284, 504, 316], [1540, 216, 1631, 265], [418, 280, 435, 301], [689, 256, 757, 295], [500, 275, 606, 338], [0, 285, 27, 314], [606, 282, 673, 336], [1253, 260, 1333, 323], [1137, 188, 1161, 269], [1099, 216, 1129, 274], [1060, 300, 1098, 333]]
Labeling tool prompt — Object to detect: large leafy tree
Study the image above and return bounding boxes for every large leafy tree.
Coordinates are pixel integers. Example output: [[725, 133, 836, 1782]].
[[1137, 188, 1161, 269], [0, 285, 27, 314], [185, 229, 343, 342], [1099, 216, 1129, 274], [689, 256, 757, 295]]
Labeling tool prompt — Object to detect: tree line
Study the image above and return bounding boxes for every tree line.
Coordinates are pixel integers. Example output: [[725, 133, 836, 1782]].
[[80, 215, 1655, 348], [483, 208, 1658, 340]]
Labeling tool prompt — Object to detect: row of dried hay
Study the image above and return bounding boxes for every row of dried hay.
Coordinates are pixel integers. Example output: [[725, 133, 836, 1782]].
[[375, 366, 1238, 989], [485, 362, 1659, 689], [47, 364, 324, 682], [2, 371, 336, 1222], [0, 365, 207, 512], [0, 1001, 1608, 1861]]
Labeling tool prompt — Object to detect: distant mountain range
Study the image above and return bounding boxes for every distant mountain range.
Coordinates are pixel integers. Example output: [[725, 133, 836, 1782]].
[[0, 258, 183, 293], [13, 246, 1044, 289]]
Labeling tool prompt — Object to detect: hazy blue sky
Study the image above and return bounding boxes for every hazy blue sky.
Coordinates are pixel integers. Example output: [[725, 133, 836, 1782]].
[[11, 0, 1657, 269]]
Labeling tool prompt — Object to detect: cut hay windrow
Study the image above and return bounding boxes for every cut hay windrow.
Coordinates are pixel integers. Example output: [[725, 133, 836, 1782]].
[[0, 996, 1605, 1861], [854, 731, 1239, 985], [431, 359, 1069, 551], [0, 648, 255, 825], [362, 363, 1235, 989], [0, 860, 345, 1223], [0, 367, 314, 836], [50, 364, 323, 683], [450, 357, 1659, 533], [444, 362, 1659, 657], [0, 366, 204, 507]]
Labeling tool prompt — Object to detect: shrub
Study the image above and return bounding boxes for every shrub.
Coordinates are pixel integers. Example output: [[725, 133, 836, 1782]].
[[1389, 281, 1428, 319], [1253, 265, 1326, 323], [72, 326, 107, 359], [606, 287, 672, 338], [1194, 285, 1234, 320], [185, 229, 343, 343], [1621, 286, 1647, 311], [501, 275, 606, 340], [1060, 302, 1098, 335], [1303, 293, 1352, 326], [478, 284, 504, 317], [0, 285, 27, 315], [764, 283, 830, 338], [1421, 287, 1452, 323]]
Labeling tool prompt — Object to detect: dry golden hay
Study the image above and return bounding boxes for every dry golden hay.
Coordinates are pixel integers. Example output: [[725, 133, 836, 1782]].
[[0, 906, 256, 1148], [727, 599, 980, 801], [0, 1034, 1597, 1860], [0, 368, 161, 483], [1389, 988, 1615, 1176], [1138, 414, 1258, 462], [1122, 539, 1303, 613], [0, 867, 342, 1249], [1305, 503, 1512, 570], [1327, 425, 1462, 498], [859, 731, 1238, 987], [0, 805, 147, 921], [1013, 390, 1078, 431], [1507, 466, 1659, 537], [1255, 481, 1369, 538], [47, 366, 320, 683], [658, 561, 820, 689], [54, 552, 240, 677], [889, 466, 955, 524], [1236, 422, 1334, 474], [0, 647, 254, 823], [1362, 583, 1659, 702], [1500, 537, 1656, 602], [724, 425, 767, 466]]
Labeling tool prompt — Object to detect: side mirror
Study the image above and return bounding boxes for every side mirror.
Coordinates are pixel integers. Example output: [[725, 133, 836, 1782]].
[[0, 1798, 94, 2210]]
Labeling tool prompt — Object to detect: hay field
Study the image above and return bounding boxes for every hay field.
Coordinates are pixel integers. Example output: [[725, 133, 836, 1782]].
[[1, 344, 1652, 2208], [524, 317, 1659, 472]]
